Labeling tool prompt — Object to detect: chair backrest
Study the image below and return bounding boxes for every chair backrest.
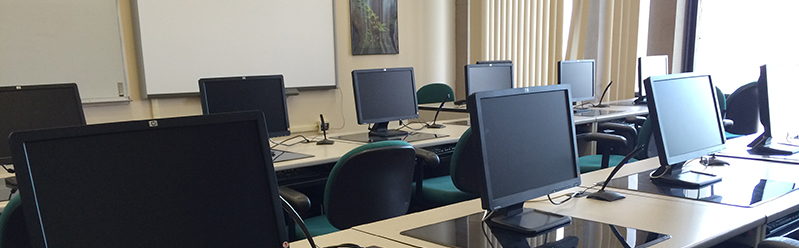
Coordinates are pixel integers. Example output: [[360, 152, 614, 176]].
[[0, 194, 30, 248], [449, 128, 483, 195], [635, 117, 655, 160], [716, 86, 727, 117], [323, 140, 416, 230], [725, 81, 760, 135], [416, 83, 455, 104]]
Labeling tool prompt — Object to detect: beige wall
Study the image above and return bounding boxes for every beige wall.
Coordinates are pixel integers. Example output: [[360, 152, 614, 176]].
[[83, 0, 456, 134]]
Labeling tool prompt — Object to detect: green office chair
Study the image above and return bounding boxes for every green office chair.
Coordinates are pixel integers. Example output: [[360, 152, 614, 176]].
[[724, 82, 759, 137], [295, 140, 434, 238], [578, 118, 653, 173], [416, 83, 455, 104], [414, 128, 480, 208], [0, 194, 30, 248]]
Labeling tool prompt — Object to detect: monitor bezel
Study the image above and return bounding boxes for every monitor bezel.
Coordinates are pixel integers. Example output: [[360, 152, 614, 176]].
[[557, 59, 596, 103], [351, 67, 420, 125], [476, 60, 513, 65], [8, 111, 288, 247], [0, 83, 86, 165], [198, 75, 292, 138], [464, 63, 515, 97], [468, 85, 582, 211], [645, 73, 727, 167]]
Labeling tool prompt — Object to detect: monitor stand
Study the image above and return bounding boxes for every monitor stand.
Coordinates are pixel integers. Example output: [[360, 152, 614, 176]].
[[649, 161, 722, 189], [369, 122, 409, 137], [486, 203, 571, 236], [748, 134, 799, 155]]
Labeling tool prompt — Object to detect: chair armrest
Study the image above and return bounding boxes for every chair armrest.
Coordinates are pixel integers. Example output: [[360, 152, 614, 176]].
[[598, 122, 637, 139], [279, 186, 310, 216], [415, 148, 440, 168], [723, 119, 734, 129], [626, 116, 647, 126], [582, 133, 628, 147]]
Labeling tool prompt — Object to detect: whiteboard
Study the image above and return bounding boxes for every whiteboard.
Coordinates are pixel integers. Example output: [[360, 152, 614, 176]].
[[0, 0, 128, 103], [132, 0, 338, 98]]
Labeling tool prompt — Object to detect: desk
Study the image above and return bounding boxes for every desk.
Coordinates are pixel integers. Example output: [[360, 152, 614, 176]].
[[332, 155, 799, 247], [289, 229, 413, 248], [271, 125, 470, 172]]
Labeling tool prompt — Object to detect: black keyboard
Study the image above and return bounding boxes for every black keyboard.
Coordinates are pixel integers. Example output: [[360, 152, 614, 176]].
[[424, 143, 457, 155], [276, 167, 325, 186]]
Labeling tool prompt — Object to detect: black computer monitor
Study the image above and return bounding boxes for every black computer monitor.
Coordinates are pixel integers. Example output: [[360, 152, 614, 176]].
[[468, 85, 581, 235], [645, 73, 726, 188], [476, 60, 513, 65], [634, 55, 669, 105], [558, 59, 595, 112], [0, 83, 86, 165], [463, 63, 514, 102], [9, 111, 288, 247], [352, 67, 419, 137], [199, 75, 291, 138], [749, 64, 799, 155]]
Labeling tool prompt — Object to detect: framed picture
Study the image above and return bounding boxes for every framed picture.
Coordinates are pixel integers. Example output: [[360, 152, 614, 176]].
[[350, 0, 399, 55]]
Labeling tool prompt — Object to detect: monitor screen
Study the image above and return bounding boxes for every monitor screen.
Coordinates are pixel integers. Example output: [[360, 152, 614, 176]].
[[0, 83, 86, 165], [558, 60, 595, 103], [464, 64, 514, 97], [468, 85, 581, 211], [645, 73, 726, 167], [351, 67, 419, 135], [9, 111, 288, 247], [199, 75, 291, 138], [637, 55, 669, 99]]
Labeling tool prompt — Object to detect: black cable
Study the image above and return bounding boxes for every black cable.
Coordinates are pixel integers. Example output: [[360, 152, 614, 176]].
[[1, 164, 14, 173], [272, 151, 286, 162], [321, 244, 363, 248], [547, 193, 574, 205], [7, 188, 16, 201], [280, 196, 317, 248], [609, 224, 632, 248], [270, 135, 311, 148]]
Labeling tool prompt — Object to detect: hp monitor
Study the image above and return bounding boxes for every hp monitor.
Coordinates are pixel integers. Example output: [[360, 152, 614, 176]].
[[199, 75, 291, 138], [0, 83, 86, 165], [634, 55, 669, 105], [468, 85, 581, 235], [558, 59, 596, 112], [749, 64, 799, 155], [9, 111, 289, 247], [461, 63, 514, 104], [351, 67, 419, 137], [645, 73, 726, 188]]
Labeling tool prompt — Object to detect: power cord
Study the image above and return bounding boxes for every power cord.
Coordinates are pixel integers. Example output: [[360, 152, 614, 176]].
[[480, 210, 497, 248], [270, 135, 312, 148]]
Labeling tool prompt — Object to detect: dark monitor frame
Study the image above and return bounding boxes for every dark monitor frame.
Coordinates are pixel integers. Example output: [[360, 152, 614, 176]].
[[749, 64, 799, 154], [198, 75, 292, 138], [557, 59, 596, 103], [469, 85, 581, 211], [9, 111, 289, 247], [351, 67, 419, 137], [0, 83, 86, 165], [645, 73, 726, 188], [476, 60, 513, 64], [635, 55, 669, 103], [464, 63, 515, 97], [468, 85, 580, 234]]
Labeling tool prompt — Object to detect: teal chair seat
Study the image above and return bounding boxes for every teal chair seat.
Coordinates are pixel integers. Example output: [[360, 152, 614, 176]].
[[0, 194, 30, 248], [294, 140, 424, 239], [579, 155, 638, 173], [415, 128, 479, 208], [578, 117, 653, 174]]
